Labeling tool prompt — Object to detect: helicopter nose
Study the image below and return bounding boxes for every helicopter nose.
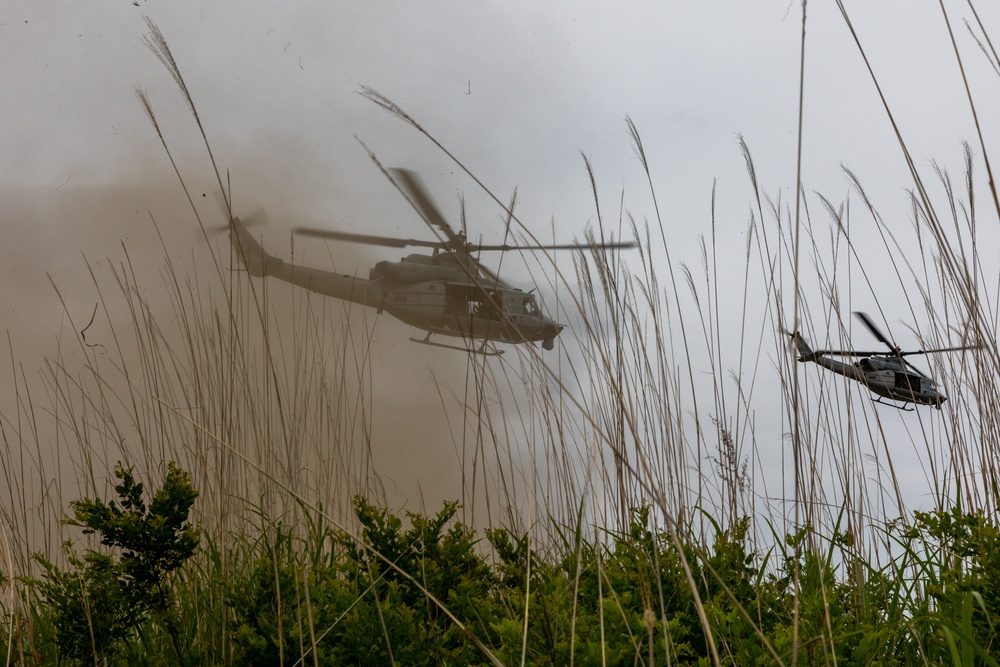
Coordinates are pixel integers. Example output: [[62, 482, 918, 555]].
[[542, 322, 564, 351]]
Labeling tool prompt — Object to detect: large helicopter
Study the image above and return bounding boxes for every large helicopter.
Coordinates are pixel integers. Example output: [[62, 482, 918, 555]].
[[787, 312, 977, 410], [226, 168, 634, 354]]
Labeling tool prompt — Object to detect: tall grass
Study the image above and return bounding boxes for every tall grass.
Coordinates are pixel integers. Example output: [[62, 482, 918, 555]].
[[3, 6, 1000, 665]]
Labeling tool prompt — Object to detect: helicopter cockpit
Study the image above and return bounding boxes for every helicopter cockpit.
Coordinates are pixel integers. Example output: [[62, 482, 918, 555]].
[[521, 294, 540, 316], [858, 356, 924, 390]]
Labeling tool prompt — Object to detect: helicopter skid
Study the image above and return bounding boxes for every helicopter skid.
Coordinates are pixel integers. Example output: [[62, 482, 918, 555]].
[[409, 336, 505, 356], [871, 395, 916, 411]]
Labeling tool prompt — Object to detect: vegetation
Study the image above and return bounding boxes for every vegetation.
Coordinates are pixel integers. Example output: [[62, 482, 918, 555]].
[[5, 479, 1000, 664], [4, 5, 1000, 666], [26, 463, 199, 665]]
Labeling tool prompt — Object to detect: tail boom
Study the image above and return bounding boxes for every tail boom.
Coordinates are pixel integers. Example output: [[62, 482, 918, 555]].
[[230, 219, 387, 309]]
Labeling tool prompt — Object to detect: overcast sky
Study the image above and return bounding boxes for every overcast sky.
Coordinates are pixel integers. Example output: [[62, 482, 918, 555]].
[[3, 1, 999, 519]]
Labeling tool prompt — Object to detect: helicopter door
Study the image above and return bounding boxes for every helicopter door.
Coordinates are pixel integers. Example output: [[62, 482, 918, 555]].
[[445, 284, 493, 317], [893, 372, 922, 392], [445, 284, 472, 315]]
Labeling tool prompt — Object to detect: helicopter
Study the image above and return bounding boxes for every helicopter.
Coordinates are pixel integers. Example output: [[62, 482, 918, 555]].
[[226, 168, 634, 354], [787, 312, 977, 410]]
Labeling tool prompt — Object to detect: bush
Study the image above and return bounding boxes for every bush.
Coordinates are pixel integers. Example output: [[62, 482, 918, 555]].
[[14, 478, 1000, 665], [227, 496, 500, 666], [28, 462, 199, 665]]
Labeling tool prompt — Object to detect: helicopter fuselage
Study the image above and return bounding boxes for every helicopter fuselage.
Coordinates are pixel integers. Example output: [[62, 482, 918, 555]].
[[231, 220, 563, 350], [377, 278, 558, 345], [852, 355, 945, 407], [790, 333, 946, 408]]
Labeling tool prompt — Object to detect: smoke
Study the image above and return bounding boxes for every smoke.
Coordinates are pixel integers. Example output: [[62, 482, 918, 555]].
[[0, 129, 535, 565]]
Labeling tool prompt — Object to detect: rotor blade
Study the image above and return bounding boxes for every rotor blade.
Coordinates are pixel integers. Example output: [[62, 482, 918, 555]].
[[205, 222, 232, 237], [898, 345, 976, 379], [389, 168, 460, 243], [902, 359, 930, 378], [293, 227, 442, 249], [468, 240, 638, 252], [897, 344, 981, 357], [854, 311, 895, 350], [206, 208, 270, 237], [812, 349, 883, 357], [471, 258, 512, 289], [898, 342, 981, 378], [240, 209, 270, 229]]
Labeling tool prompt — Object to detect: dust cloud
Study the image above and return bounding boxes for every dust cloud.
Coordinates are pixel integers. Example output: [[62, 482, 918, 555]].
[[0, 146, 528, 560]]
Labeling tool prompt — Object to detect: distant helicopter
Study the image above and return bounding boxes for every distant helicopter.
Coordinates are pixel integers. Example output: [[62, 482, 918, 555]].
[[787, 312, 977, 410], [226, 168, 634, 354]]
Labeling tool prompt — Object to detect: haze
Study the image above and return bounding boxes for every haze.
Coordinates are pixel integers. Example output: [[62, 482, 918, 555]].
[[2, 2, 998, 527]]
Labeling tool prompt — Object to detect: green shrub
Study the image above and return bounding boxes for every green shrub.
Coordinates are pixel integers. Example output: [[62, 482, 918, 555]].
[[896, 505, 1000, 664], [228, 496, 500, 666], [28, 462, 199, 665], [15, 481, 1000, 665]]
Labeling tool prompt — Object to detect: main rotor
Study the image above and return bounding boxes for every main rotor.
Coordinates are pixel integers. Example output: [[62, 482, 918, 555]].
[[293, 168, 635, 265], [813, 311, 977, 377]]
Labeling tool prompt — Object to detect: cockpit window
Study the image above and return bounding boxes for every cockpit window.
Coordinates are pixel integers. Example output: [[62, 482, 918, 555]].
[[522, 296, 539, 315]]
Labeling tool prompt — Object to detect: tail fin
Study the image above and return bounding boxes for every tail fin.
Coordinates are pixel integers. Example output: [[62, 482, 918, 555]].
[[230, 217, 283, 277], [787, 331, 817, 362]]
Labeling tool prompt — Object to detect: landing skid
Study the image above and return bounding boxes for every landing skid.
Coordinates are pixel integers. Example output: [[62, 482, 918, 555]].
[[409, 335, 504, 356], [871, 396, 915, 411]]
